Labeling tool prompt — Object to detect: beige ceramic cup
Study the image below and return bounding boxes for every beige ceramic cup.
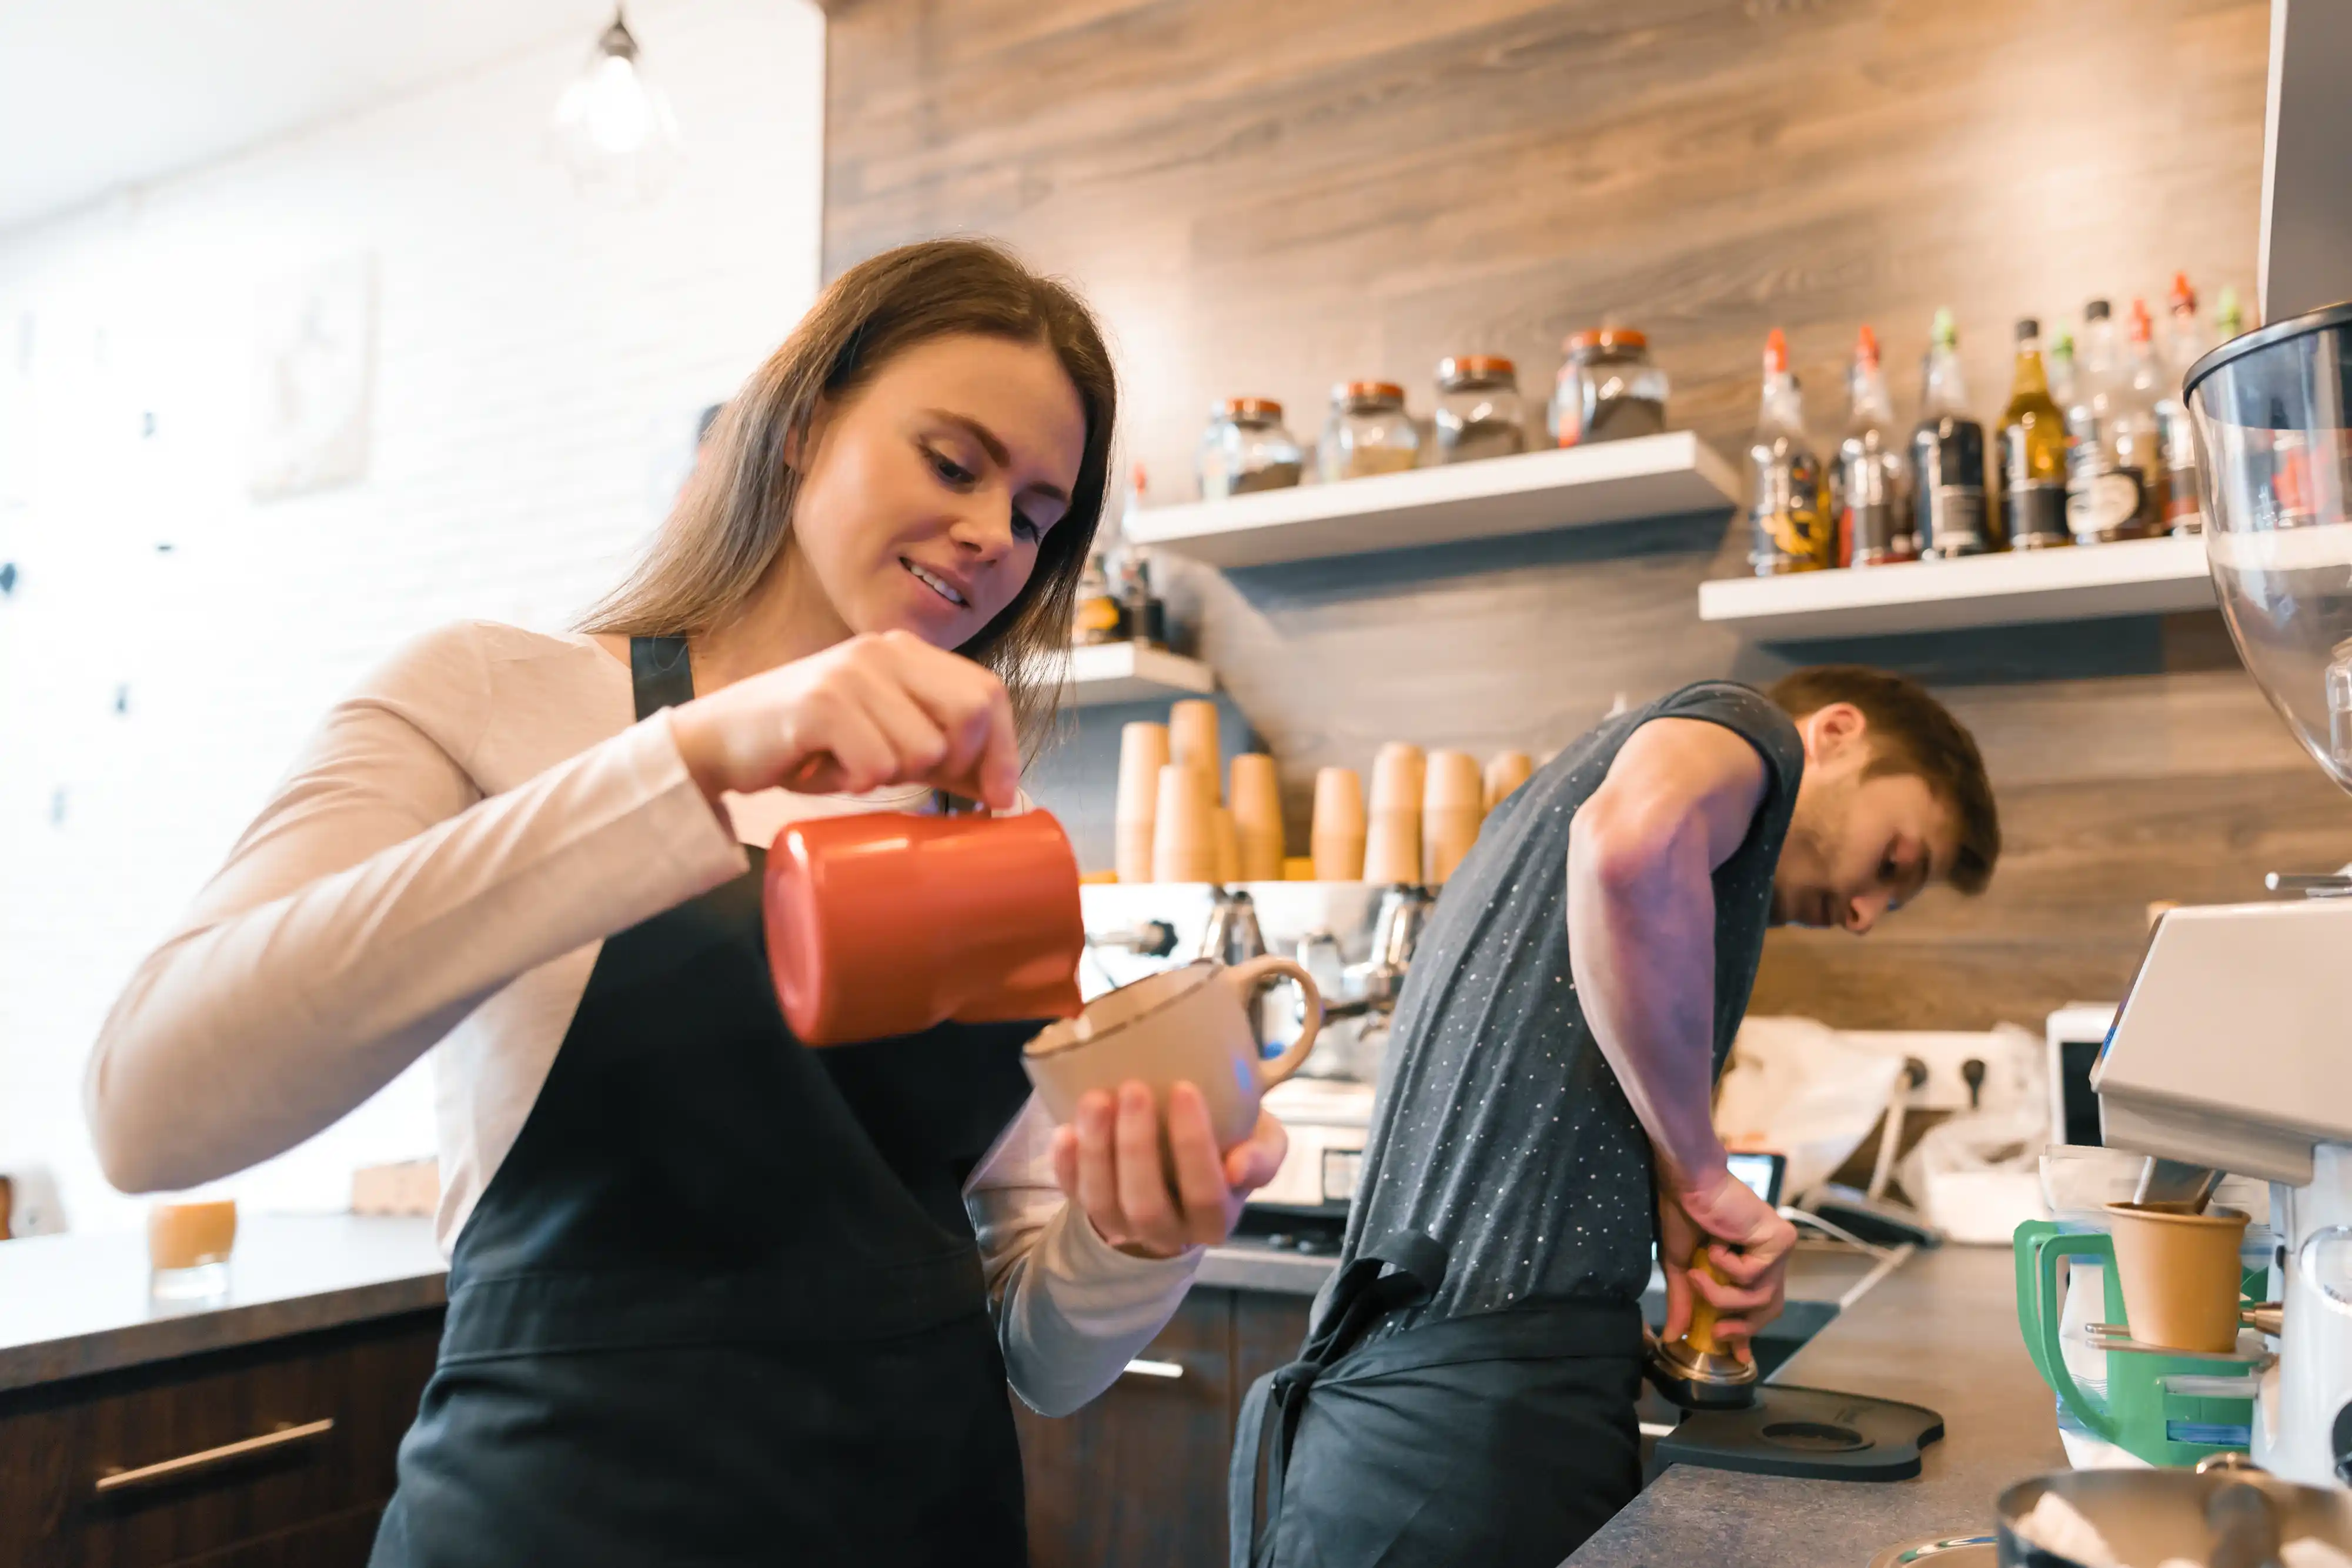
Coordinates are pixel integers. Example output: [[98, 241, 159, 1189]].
[[1023, 957, 1322, 1149], [2106, 1201, 2251, 1353]]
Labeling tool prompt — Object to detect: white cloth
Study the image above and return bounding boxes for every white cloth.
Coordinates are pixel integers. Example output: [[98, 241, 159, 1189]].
[[84, 620, 1198, 1415]]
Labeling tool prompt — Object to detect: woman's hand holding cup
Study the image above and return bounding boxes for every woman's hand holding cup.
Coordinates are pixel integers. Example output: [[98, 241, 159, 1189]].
[[669, 630, 1021, 811], [1051, 1084, 1288, 1258]]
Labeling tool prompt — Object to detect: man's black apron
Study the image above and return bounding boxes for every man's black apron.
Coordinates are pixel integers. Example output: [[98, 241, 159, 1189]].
[[1231, 1234, 1645, 1568], [370, 636, 1038, 1567]]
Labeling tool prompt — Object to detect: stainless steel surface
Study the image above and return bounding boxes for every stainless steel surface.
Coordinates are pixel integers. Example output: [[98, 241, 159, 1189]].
[[1867, 1534, 1997, 1568], [1120, 1358, 1185, 1380], [1195, 887, 1268, 965], [93, 1416, 336, 1495], [1325, 882, 1433, 1022], [2134, 1156, 2226, 1212], [1087, 919, 1177, 958], [2258, 0, 2352, 322], [1996, 1467, 2351, 1568], [2266, 871, 2352, 898]]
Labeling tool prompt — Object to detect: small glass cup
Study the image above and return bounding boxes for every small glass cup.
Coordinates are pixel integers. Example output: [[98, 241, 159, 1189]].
[[148, 1198, 238, 1303]]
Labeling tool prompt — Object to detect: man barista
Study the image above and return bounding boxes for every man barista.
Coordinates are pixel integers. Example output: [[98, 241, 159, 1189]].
[[1232, 666, 2001, 1568]]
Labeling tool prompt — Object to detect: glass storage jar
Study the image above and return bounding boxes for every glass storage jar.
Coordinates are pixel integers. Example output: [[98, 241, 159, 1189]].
[[1318, 381, 1421, 481], [1198, 397, 1305, 499], [1551, 328, 1669, 446], [1433, 356, 1528, 464]]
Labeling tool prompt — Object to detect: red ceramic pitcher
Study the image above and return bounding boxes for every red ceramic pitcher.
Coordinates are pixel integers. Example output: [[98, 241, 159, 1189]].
[[763, 808, 1085, 1047]]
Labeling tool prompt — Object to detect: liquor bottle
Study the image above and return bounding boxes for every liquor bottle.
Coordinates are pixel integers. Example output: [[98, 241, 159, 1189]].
[[1073, 463, 1131, 646], [2063, 299, 2158, 543], [2000, 317, 2071, 549], [1834, 326, 1915, 566], [1910, 308, 1993, 557], [1748, 329, 1832, 574], [2049, 325, 2079, 413], [1108, 463, 1165, 648], [2114, 300, 2169, 539], [2154, 274, 2211, 535]]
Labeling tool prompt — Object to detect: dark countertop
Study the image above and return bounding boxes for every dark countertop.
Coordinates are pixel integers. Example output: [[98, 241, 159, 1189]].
[[1568, 1242, 2065, 1567], [0, 1214, 447, 1394], [0, 1215, 1329, 1393]]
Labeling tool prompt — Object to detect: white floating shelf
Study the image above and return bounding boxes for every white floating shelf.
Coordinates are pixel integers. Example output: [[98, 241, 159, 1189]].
[[1124, 431, 1740, 569], [1058, 641, 1217, 707], [1697, 534, 2216, 640]]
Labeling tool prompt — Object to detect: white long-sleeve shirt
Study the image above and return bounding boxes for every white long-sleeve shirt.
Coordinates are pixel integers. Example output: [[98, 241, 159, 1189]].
[[83, 618, 1198, 1415]]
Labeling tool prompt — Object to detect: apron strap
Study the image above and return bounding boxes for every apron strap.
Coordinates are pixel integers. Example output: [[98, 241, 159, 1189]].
[[1230, 1230, 1446, 1568], [631, 635, 694, 720]]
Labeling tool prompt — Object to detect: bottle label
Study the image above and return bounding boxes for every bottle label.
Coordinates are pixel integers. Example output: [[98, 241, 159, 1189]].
[[1923, 486, 1989, 554], [1072, 594, 1125, 644], [2067, 467, 2147, 542], [1842, 500, 1909, 564], [2163, 465, 2204, 531], [2007, 480, 2068, 544], [1751, 454, 1830, 570]]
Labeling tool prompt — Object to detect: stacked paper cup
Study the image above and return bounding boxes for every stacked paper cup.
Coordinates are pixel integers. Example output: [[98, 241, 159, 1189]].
[[1310, 767, 1366, 881], [1423, 750, 1484, 885], [1230, 754, 1285, 882], [1115, 722, 1170, 885], [1363, 743, 1425, 886], [1151, 763, 1219, 882], [1168, 700, 1221, 800], [1483, 750, 1534, 813]]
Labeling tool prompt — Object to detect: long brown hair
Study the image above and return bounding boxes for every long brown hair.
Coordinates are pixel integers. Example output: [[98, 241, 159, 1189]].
[[580, 239, 1118, 752]]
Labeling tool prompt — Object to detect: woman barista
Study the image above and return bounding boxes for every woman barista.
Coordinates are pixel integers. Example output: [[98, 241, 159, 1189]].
[[84, 240, 1287, 1566]]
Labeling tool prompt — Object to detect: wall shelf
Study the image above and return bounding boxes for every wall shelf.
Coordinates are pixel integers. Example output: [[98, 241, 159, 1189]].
[[1059, 641, 1217, 707], [1696, 534, 2216, 640], [1122, 432, 1740, 569]]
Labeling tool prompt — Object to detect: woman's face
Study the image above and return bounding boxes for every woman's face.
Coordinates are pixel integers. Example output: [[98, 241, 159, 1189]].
[[784, 332, 1088, 649]]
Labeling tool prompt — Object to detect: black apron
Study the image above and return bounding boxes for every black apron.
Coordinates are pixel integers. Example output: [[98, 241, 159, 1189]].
[[371, 635, 1038, 1568], [1231, 1233, 1645, 1568]]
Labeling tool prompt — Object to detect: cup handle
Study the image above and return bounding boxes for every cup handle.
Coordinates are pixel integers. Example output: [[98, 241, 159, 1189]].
[[1221, 956, 1322, 1090]]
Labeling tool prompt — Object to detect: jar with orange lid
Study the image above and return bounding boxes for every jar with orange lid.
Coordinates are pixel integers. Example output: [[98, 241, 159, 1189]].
[[1551, 327, 1669, 447], [1432, 356, 1528, 464], [1197, 397, 1305, 499], [1318, 381, 1421, 482]]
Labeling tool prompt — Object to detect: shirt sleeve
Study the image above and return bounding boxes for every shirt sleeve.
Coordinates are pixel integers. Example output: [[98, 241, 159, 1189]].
[[1649, 680, 1808, 838], [964, 1096, 1203, 1417], [84, 622, 749, 1195]]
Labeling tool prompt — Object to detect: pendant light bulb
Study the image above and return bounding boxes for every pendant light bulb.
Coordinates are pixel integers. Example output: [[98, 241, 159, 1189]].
[[549, 9, 681, 205]]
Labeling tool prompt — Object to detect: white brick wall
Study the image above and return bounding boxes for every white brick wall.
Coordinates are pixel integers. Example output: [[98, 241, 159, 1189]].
[[0, 0, 826, 1235]]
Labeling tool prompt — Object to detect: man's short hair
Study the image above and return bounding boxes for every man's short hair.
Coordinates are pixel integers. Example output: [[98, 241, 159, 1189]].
[[1767, 665, 2000, 895]]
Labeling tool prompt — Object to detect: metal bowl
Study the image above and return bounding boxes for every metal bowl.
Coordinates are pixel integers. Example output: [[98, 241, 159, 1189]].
[[1997, 1466, 2352, 1567]]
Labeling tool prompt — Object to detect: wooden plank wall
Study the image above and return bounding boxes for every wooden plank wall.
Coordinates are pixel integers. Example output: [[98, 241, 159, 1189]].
[[823, 0, 2352, 1028]]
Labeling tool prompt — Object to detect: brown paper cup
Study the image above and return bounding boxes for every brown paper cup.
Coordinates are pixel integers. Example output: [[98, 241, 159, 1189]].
[[1368, 743, 1425, 817], [1170, 700, 1221, 802], [1212, 807, 1242, 884], [1484, 751, 1534, 812], [1115, 824, 1157, 886], [149, 1199, 238, 1271], [1422, 750, 1483, 813], [1152, 763, 1218, 883], [1230, 754, 1285, 881], [1364, 810, 1422, 887], [2106, 1202, 2251, 1353], [1425, 805, 1482, 885], [1312, 767, 1365, 835]]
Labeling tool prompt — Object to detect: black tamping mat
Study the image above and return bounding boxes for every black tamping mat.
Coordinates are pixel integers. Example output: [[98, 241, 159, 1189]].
[[1651, 1384, 1946, 1481]]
